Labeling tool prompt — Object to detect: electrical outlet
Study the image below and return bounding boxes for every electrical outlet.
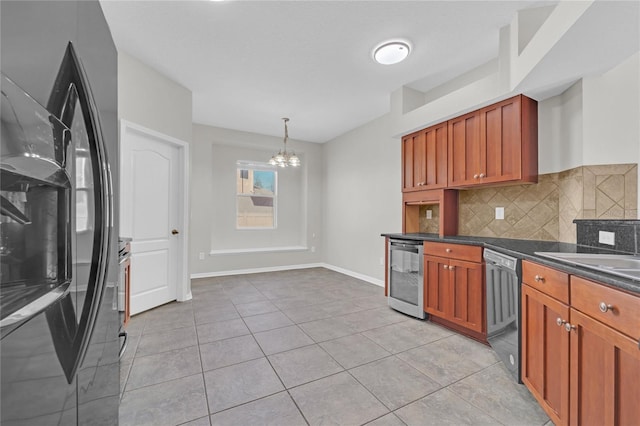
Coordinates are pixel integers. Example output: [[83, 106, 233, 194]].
[[311, 246, 316, 253], [198, 252, 205, 260], [426, 209, 432, 219], [379, 257, 384, 265], [599, 231, 615, 246], [495, 207, 505, 220]]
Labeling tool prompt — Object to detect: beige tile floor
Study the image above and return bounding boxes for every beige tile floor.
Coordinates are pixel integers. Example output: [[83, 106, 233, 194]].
[[119, 267, 552, 426]]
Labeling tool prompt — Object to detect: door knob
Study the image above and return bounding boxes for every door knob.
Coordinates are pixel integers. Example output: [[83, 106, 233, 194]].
[[171, 229, 179, 235]]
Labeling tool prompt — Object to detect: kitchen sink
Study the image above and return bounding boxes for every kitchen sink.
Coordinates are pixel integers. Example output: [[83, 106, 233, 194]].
[[534, 252, 640, 281]]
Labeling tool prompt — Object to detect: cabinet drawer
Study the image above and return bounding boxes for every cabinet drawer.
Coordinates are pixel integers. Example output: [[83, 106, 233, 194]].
[[571, 276, 640, 339], [423, 241, 482, 263], [522, 260, 569, 304]]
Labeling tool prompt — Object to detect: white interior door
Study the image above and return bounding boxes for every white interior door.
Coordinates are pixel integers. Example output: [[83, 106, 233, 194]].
[[120, 121, 190, 315]]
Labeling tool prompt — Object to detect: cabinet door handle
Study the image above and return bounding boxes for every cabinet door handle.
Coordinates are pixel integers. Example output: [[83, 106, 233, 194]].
[[599, 302, 614, 313], [556, 317, 566, 327], [449, 266, 455, 271], [443, 265, 449, 270], [564, 323, 576, 332], [534, 275, 545, 283], [473, 174, 479, 179], [479, 173, 485, 178]]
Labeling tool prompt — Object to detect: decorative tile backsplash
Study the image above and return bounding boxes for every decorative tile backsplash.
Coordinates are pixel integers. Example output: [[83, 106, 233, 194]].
[[419, 204, 440, 234], [451, 164, 637, 243]]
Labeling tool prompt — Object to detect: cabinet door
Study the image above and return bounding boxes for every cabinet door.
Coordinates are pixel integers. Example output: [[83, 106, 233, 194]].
[[522, 285, 570, 426], [448, 110, 481, 187], [402, 132, 416, 191], [422, 123, 448, 190], [402, 124, 447, 192], [448, 258, 484, 333], [569, 309, 640, 426], [424, 255, 449, 318], [402, 131, 425, 192], [480, 96, 522, 184]]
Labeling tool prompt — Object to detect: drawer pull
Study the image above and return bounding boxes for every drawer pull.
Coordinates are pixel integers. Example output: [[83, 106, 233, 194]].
[[534, 275, 545, 283], [556, 317, 566, 327], [599, 302, 614, 313], [445, 248, 452, 253], [564, 323, 576, 332]]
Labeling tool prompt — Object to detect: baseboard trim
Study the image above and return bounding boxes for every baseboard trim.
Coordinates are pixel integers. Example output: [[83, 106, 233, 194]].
[[190, 263, 384, 287], [320, 264, 384, 287]]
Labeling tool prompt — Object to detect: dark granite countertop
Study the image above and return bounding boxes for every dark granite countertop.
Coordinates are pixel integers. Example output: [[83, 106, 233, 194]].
[[381, 233, 640, 295]]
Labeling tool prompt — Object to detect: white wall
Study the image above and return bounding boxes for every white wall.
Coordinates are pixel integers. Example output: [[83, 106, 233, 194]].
[[209, 143, 305, 251], [323, 113, 401, 284], [537, 50, 639, 212], [538, 80, 583, 174], [117, 51, 192, 143], [582, 52, 639, 167], [190, 124, 324, 276]]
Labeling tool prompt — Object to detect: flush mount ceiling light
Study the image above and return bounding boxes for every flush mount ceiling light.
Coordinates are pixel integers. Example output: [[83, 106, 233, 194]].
[[269, 118, 300, 168], [373, 40, 411, 65]]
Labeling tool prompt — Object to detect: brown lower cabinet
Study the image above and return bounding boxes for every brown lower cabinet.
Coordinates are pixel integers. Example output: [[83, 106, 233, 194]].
[[423, 242, 485, 339], [522, 283, 570, 425], [522, 260, 640, 426]]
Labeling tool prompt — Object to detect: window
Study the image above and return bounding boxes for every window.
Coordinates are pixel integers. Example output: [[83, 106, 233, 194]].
[[236, 164, 277, 229]]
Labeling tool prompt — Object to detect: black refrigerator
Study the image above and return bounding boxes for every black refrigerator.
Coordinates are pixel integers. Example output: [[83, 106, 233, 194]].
[[1, 1, 120, 424]]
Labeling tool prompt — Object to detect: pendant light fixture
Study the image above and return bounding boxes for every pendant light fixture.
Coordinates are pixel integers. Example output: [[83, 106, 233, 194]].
[[269, 117, 300, 168]]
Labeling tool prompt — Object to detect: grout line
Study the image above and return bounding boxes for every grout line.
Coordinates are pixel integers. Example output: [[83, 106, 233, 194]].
[[193, 300, 214, 421], [237, 299, 312, 426]]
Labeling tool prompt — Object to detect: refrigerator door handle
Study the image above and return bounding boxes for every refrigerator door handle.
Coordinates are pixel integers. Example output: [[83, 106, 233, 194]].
[[43, 42, 113, 383], [118, 331, 128, 359]]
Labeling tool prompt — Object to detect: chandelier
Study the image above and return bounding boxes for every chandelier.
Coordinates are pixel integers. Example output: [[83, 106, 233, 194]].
[[269, 118, 300, 168]]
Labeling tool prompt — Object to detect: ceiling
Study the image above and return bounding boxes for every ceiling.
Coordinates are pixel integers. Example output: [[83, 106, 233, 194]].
[[100, 1, 635, 143]]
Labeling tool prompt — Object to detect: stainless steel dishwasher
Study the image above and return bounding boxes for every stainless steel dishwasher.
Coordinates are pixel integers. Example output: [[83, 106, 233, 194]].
[[484, 248, 522, 383], [387, 239, 425, 319]]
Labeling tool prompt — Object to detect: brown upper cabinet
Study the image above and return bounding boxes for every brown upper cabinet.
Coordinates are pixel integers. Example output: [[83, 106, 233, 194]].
[[448, 95, 538, 188], [402, 122, 448, 192]]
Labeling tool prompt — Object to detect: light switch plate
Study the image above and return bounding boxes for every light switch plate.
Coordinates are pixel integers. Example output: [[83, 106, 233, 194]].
[[495, 207, 505, 220], [599, 231, 615, 246], [426, 209, 432, 219]]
